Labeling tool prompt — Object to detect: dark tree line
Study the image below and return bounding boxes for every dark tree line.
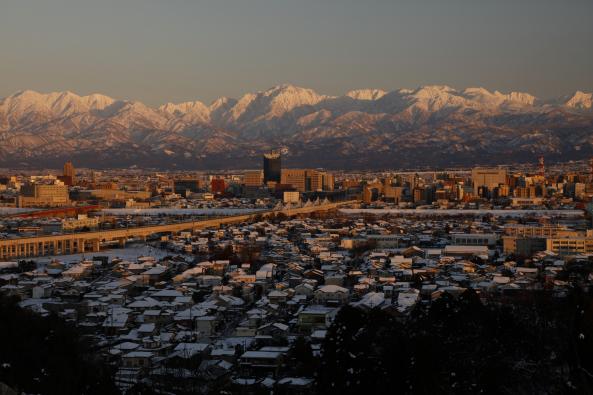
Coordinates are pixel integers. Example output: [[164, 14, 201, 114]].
[[317, 288, 593, 394], [0, 294, 118, 395]]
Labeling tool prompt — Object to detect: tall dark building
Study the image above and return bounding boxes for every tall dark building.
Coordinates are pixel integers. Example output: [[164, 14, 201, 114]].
[[263, 151, 281, 184], [60, 160, 75, 186], [174, 179, 202, 197]]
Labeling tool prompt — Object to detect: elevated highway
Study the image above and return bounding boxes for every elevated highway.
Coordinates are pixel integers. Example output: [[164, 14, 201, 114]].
[[0, 201, 356, 260]]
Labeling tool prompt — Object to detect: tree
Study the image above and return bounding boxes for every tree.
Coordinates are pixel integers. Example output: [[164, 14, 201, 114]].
[[17, 260, 36, 273], [127, 382, 159, 395], [317, 306, 411, 394], [239, 244, 261, 263], [317, 289, 593, 394], [350, 239, 377, 257], [0, 294, 118, 395], [212, 245, 234, 260], [275, 212, 288, 222], [287, 336, 316, 376], [192, 290, 206, 303]]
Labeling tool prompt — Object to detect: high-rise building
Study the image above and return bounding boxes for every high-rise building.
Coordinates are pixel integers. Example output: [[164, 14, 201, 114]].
[[281, 169, 307, 192], [308, 170, 334, 192], [61, 161, 75, 186], [263, 151, 281, 184], [281, 169, 334, 192], [471, 167, 507, 195]]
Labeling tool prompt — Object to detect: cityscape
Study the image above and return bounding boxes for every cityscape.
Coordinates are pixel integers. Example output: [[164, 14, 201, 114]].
[[2, 155, 593, 393], [1, 1, 593, 395]]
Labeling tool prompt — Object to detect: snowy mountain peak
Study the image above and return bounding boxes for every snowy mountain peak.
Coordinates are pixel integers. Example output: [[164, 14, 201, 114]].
[[222, 84, 327, 125], [159, 100, 211, 124], [12, 89, 42, 99], [209, 96, 237, 110], [413, 85, 456, 96], [265, 83, 313, 93], [463, 87, 492, 96], [81, 93, 115, 110], [159, 100, 209, 116], [406, 85, 466, 112], [0, 89, 116, 117], [505, 91, 536, 106], [345, 89, 387, 101], [262, 84, 326, 102], [564, 91, 592, 109]]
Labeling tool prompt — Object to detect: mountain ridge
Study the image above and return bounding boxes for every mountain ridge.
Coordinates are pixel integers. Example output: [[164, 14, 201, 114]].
[[0, 84, 592, 169]]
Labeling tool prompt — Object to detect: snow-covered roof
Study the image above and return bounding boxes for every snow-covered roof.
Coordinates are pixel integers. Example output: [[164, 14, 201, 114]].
[[317, 284, 348, 294]]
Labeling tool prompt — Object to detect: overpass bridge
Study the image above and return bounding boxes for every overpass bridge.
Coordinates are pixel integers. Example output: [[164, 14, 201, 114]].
[[0, 201, 356, 260]]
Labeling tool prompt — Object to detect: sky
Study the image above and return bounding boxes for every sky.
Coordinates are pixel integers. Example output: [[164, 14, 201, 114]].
[[1, 0, 592, 106]]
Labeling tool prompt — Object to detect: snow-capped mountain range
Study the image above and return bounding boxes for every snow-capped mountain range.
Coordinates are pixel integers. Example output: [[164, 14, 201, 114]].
[[0, 84, 592, 169]]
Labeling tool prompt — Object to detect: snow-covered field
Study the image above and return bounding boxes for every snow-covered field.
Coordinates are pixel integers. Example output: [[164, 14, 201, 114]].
[[100, 208, 266, 216], [36, 245, 193, 265], [339, 208, 584, 217]]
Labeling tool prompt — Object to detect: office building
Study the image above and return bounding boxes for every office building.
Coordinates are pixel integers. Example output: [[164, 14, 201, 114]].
[[281, 169, 334, 193], [514, 186, 537, 198], [546, 234, 593, 255], [503, 237, 547, 255], [244, 171, 264, 187], [503, 224, 578, 238], [310, 170, 334, 192], [174, 179, 202, 197], [281, 169, 307, 192], [451, 233, 498, 246], [211, 178, 226, 195], [63, 161, 75, 185], [263, 151, 282, 184], [384, 185, 405, 203], [57, 161, 76, 186], [471, 167, 507, 195], [18, 182, 70, 208]]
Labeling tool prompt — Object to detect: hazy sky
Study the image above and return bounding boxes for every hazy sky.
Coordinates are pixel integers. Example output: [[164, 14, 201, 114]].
[[1, 0, 592, 106]]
